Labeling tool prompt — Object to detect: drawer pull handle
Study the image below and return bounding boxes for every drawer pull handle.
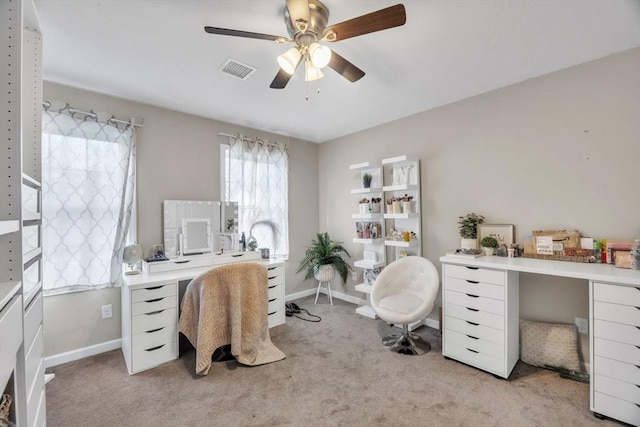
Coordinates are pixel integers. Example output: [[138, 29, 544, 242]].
[[268, 311, 277, 316], [268, 276, 276, 280], [466, 348, 479, 353], [466, 335, 479, 340], [145, 310, 165, 316], [269, 298, 277, 303], [466, 307, 479, 312], [145, 298, 163, 303], [465, 294, 479, 298], [466, 321, 479, 326], [466, 280, 479, 284], [145, 327, 165, 334], [465, 267, 479, 270], [145, 344, 166, 352], [268, 267, 276, 270], [268, 285, 276, 289], [232, 254, 243, 257], [174, 260, 190, 264], [145, 286, 163, 290]]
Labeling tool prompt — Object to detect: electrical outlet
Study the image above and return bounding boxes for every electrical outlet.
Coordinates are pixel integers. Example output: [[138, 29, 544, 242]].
[[575, 317, 588, 334], [351, 271, 358, 282], [101, 304, 112, 319]]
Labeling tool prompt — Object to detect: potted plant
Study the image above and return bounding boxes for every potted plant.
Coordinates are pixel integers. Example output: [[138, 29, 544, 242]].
[[457, 212, 485, 250], [362, 172, 372, 189], [296, 232, 353, 283], [480, 236, 498, 256]]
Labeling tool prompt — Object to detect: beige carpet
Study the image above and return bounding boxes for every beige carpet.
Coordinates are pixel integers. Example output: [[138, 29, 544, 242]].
[[45, 296, 618, 427]]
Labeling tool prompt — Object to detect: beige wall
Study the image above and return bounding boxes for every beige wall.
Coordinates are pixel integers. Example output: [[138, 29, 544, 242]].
[[317, 48, 640, 365], [42, 82, 320, 357], [43, 48, 639, 366]]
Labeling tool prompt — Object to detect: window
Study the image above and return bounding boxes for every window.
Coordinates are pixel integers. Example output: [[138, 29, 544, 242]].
[[221, 136, 288, 258], [41, 108, 136, 295]]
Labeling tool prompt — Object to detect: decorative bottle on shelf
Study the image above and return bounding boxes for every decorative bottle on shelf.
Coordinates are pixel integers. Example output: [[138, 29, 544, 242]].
[[631, 239, 640, 270], [240, 232, 247, 252]]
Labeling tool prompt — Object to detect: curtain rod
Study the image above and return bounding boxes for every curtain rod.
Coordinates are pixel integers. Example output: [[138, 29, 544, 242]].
[[42, 101, 145, 128], [218, 132, 288, 150]]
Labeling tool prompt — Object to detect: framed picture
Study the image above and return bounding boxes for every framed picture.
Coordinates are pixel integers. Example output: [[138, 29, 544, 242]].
[[478, 224, 515, 247]]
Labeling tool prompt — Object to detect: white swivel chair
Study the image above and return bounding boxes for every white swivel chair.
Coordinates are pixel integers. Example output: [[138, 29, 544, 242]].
[[371, 256, 440, 355]]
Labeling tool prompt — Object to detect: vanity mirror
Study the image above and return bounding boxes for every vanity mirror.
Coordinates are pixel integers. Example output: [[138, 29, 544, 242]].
[[181, 218, 212, 255], [163, 200, 238, 258]]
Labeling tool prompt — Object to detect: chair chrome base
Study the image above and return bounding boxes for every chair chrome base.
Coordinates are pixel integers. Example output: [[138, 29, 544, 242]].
[[381, 324, 431, 355]]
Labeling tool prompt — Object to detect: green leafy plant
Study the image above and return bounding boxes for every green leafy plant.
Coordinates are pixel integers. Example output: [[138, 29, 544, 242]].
[[480, 236, 498, 248], [362, 173, 372, 188], [457, 213, 485, 239], [296, 232, 353, 283]]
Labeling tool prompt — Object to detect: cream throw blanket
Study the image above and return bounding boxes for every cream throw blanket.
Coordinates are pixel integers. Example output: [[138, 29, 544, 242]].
[[179, 262, 286, 375]]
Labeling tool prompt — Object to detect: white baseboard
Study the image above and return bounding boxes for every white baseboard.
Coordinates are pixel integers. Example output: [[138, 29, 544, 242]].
[[286, 286, 367, 306], [45, 339, 121, 368], [424, 317, 440, 330], [290, 287, 440, 330]]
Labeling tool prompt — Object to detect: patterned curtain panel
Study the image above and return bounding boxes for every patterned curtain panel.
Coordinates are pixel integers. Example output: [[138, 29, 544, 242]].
[[41, 107, 136, 295], [226, 135, 289, 258]]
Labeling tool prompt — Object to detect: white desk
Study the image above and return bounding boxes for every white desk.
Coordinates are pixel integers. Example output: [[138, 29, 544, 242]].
[[439, 255, 640, 426], [122, 252, 285, 375]]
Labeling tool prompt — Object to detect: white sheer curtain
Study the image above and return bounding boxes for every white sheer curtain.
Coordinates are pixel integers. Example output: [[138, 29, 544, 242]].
[[41, 105, 136, 295], [225, 135, 289, 258]]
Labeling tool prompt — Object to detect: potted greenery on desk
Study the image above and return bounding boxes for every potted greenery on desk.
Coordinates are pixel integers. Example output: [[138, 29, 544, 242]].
[[480, 236, 498, 256], [457, 212, 484, 250]]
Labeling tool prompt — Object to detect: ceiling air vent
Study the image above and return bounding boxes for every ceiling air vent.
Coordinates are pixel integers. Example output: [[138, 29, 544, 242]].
[[219, 59, 257, 80]]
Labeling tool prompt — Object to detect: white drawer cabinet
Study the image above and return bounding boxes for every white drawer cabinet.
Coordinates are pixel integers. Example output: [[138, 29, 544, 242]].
[[122, 281, 179, 375], [266, 263, 286, 328], [442, 264, 519, 378], [123, 259, 286, 374], [590, 282, 640, 426]]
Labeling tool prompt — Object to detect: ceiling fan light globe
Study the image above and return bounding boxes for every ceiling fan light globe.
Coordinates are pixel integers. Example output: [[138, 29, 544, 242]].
[[277, 47, 301, 75], [309, 43, 331, 68], [305, 61, 324, 81]]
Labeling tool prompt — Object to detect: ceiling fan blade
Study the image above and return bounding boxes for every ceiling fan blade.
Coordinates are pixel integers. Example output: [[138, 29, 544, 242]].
[[270, 69, 294, 89], [271, 51, 303, 89], [327, 50, 365, 83], [286, 0, 310, 32], [323, 4, 406, 42], [204, 26, 288, 42]]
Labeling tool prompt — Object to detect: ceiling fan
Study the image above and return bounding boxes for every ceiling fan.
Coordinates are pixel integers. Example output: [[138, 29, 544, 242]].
[[204, 0, 406, 89]]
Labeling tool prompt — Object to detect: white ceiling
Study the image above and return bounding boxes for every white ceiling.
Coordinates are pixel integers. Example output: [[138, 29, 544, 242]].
[[34, 0, 640, 143]]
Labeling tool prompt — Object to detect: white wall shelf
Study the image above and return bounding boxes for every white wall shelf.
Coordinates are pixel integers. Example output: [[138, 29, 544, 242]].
[[354, 259, 385, 269], [383, 213, 420, 220], [22, 248, 41, 266], [383, 157, 422, 261], [355, 305, 377, 319], [382, 184, 418, 192], [353, 237, 383, 245], [354, 283, 372, 294], [351, 213, 383, 220], [350, 187, 383, 195], [381, 155, 416, 165], [349, 161, 380, 170], [0, 221, 20, 236], [384, 240, 420, 248], [350, 161, 385, 319]]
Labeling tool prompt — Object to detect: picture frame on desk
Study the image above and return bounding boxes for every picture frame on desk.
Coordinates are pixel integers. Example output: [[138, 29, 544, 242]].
[[478, 224, 515, 247]]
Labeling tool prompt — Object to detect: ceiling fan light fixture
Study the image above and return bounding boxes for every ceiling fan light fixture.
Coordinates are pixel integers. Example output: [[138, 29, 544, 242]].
[[309, 42, 331, 68], [304, 60, 324, 82], [277, 47, 301, 75]]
